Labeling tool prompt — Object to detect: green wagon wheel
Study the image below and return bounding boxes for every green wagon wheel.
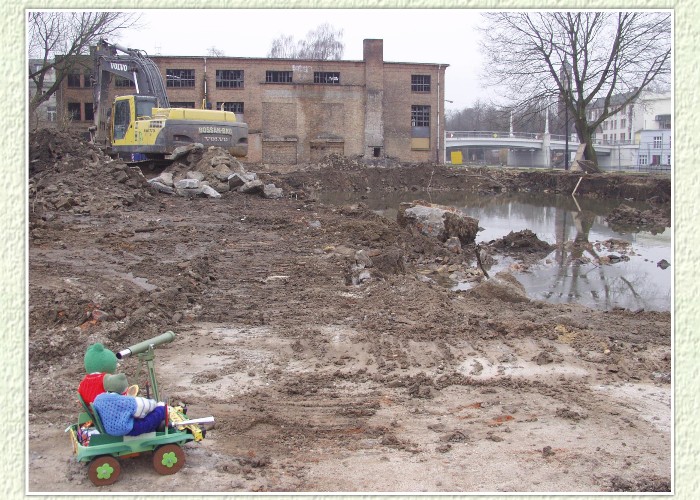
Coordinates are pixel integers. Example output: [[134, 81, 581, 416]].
[[152, 443, 185, 475], [87, 455, 121, 486]]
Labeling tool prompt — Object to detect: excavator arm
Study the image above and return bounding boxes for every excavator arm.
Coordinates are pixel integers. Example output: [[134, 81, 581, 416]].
[[92, 39, 170, 145]]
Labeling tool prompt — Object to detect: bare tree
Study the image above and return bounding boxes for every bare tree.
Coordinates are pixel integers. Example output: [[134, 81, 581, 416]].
[[27, 11, 139, 125], [206, 46, 226, 57], [268, 24, 344, 60], [268, 34, 298, 59], [479, 11, 671, 169]]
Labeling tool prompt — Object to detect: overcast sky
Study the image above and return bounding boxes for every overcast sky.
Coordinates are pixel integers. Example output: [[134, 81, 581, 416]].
[[112, 9, 493, 111]]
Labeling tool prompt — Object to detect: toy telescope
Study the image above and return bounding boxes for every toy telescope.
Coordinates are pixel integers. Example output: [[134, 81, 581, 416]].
[[117, 331, 176, 359]]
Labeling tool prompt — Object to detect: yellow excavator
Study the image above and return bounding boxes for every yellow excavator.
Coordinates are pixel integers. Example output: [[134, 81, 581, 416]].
[[91, 39, 248, 163]]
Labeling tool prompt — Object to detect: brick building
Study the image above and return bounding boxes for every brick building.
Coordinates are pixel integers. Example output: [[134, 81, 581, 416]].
[[56, 39, 449, 164]]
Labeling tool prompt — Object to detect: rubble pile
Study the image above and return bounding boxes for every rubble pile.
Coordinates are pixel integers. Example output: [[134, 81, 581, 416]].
[[28, 129, 154, 218], [489, 229, 554, 255], [605, 203, 670, 234], [151, 144, 284, 199], [318, 153, 368, 171]]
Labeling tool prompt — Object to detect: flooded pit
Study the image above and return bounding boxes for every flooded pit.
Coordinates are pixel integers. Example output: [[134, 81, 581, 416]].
[[319, 190, 672, 312]]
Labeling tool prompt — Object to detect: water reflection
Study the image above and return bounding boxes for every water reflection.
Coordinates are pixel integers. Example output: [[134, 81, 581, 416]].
[[318, 190, 672, 312]]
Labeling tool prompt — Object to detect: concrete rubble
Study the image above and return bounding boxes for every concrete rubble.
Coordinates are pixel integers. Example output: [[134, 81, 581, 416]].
[[397, 200, 479, 245], [149, 145, 284, 199]]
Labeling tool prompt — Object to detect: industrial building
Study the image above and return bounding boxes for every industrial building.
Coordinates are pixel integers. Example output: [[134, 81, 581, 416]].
[[55, 39, 449, 164]]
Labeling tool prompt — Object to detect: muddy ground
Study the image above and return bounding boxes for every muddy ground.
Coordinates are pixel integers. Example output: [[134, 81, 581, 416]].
[[27, 130, 671, 493]]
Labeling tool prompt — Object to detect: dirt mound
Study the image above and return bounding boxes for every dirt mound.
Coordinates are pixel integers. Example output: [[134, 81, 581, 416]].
[[605, 203, 670, 234], [489, 229, 554, 256], [28, 129, 155, 219]]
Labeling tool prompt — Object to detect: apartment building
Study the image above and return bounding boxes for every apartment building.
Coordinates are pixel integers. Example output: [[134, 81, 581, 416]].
[[55, 39, 449, 164], [589, 90, 672, 170]]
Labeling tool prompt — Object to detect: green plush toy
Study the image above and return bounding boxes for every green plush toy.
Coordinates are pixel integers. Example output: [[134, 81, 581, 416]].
[[83, 343, 117, 374], [78, 343, 128, 404]]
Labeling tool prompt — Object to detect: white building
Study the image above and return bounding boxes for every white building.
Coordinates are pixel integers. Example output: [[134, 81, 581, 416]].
[[589, 90, 671, 171], [28, 59, 57, 128]]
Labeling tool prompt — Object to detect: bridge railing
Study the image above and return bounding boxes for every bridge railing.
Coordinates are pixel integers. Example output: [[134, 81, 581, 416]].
[[446, 132, 638, 148], [446, 131, 541, 140]]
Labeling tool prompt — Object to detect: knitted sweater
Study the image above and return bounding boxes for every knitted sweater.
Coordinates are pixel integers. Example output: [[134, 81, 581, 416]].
[[78, 373, 107, 404], [93, 392, 136, 436], [92, 393, 159, 436]]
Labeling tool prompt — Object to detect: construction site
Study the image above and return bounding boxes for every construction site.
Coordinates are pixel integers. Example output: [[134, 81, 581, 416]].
[[26, 127, 672, 493]]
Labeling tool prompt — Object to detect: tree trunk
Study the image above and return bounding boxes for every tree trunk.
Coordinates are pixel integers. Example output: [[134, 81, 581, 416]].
[[577, 125, 599, 167]]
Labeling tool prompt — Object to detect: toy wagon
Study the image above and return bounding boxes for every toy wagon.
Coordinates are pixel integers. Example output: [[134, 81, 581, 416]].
[[66, 332, 214, 486]]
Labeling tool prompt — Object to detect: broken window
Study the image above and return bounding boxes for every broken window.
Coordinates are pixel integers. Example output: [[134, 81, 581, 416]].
[[217, 102, 244, 113], [411, 75, 431, 92], [266, 71, 293, 83], [67, 102, 81, 120], [84, 102, 94, 121], [166, 69, 195, 88], [313, 72, 340, 84], [67, 73, 81, 88], [115, 76, 135, 88], [411, 105, 431, 150], [216, 70, 244, 88], [169, 102, 196, 108]]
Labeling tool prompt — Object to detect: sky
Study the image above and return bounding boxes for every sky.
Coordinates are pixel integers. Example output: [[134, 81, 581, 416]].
[[111, 8, 491, 111]]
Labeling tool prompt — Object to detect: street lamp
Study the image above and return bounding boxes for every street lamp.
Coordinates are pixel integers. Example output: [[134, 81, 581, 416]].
[[562, 62, 572, 171]]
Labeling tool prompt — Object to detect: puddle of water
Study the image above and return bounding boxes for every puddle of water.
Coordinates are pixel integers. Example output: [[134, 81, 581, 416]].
[[112, 271, 158, 291], [319, 191, 671, 311]]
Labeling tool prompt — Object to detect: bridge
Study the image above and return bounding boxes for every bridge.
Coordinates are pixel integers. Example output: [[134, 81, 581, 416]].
[[444, 131, 621, 168]]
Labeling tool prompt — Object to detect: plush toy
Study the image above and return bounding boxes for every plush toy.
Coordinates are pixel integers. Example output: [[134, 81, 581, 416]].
[[92, 371, 166, 436], [78, 343, 125, 404]]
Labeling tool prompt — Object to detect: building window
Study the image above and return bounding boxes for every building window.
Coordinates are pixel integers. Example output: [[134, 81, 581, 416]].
[[411, 105, 431, 127], [47, 106, 56, 122], [67, 73, 81, 88], [216, 70, 244, 88], [83, 72, 92, 88], [411, 75, 431, 92], [411, 105, 431, 150], [666, 155, 671, 165], [170, 102, 196, 108], [639, 154, 648, 165], [166, 69, 195, 87], [115, 76, 135, 88], [314, 72, 340, 84], [67, 102, 81, 120], [620, 118, 626, 128], [266, 70, 293, 83], [603, 121, 608, 130], [620, 133, 625, 141], [84, 102, 94, 121], [603, 134, 607, 142], [217, 102, 244, 113], [653, 135, 663, 148]]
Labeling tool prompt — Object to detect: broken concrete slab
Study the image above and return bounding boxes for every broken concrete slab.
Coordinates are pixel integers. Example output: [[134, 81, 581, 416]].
[[201, 185, 222, 198], [239, 179, 264, 194], [263, 183, 284, 199], [169, 142, 203, 160], [397, 201, 479, 244], [148, 180, 175, 194], [175, 178, 201, 190]]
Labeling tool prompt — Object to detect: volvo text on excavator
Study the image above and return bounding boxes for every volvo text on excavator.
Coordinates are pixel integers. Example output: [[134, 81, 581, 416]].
[[91, 40, 248, 163]]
